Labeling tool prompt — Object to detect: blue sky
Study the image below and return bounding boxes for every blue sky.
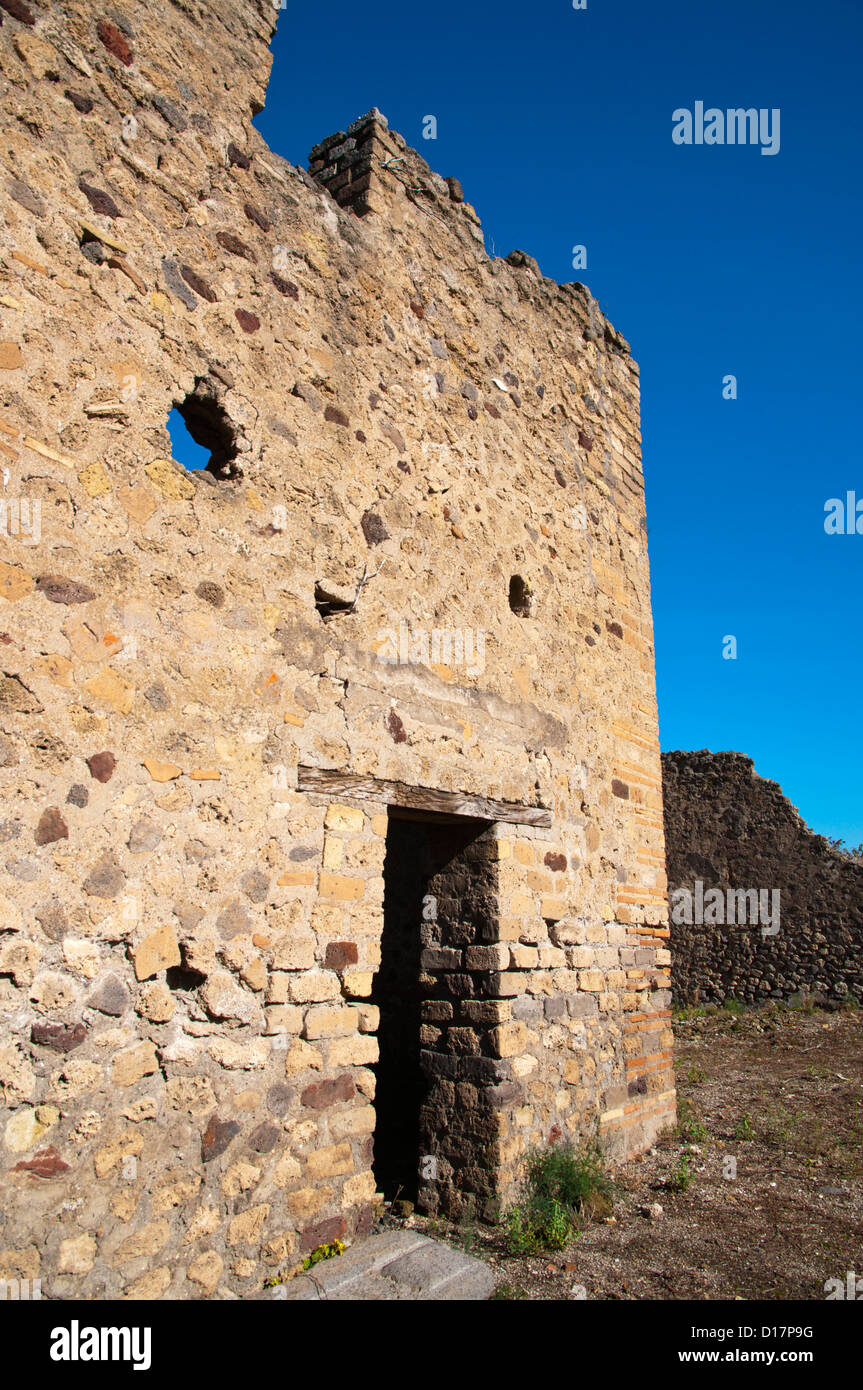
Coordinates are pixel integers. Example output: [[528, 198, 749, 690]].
[[176, 0, 863, 842]]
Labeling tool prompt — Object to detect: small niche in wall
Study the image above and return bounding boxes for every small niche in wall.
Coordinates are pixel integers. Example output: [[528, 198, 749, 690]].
[[314, 581, 355, 621], [508, 574, 534, 617]]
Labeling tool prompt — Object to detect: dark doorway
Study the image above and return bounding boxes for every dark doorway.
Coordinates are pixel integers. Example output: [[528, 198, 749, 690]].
[[372, 808, 500, 1216]]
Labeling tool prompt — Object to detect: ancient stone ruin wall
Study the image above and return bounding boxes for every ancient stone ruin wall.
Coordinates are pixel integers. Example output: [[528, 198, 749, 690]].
[[0, 0, 674, 1298], [662, 750, 863, 1006]]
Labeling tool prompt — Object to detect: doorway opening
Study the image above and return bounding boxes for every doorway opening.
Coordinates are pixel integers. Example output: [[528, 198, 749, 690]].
[[372, 808, 501, 1218]]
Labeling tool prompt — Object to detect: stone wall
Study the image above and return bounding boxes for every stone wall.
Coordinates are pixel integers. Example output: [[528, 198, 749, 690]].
[[0, 0, 674, 1299], [662, 750, 863, 1006]]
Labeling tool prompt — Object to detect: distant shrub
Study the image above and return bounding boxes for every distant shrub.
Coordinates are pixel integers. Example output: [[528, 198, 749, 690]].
[[824, 836, 863, 859]]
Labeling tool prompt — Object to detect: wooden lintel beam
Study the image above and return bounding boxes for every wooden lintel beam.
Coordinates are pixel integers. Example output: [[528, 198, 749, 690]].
[[296, 765, 553, 828]]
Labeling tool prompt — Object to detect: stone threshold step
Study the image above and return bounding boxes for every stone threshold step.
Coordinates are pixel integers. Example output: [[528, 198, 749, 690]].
[[276, 1229, 495, 1301]]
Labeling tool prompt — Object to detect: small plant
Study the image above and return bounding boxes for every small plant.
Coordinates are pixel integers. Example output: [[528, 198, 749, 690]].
[[302, 1239, 345, 1271], [505, 1196, 572, 1254], [763, 1106, 799, 1144], [490, 1281, 529, 1300], [676, 1098, 707, 1142], [673, 1002, 710, 1021], [788, 990, 819, 1015], [503, 1140, 613, 1255], [669, 1153, 693, 1192], [686, 1063, 707, 1085], [735, 1111, 755, 1141]]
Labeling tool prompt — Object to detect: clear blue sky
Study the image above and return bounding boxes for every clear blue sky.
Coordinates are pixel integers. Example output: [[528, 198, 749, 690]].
[[191, 0, 863, 842]]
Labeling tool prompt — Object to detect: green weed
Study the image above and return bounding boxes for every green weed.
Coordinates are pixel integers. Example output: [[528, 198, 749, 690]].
[[676, 1097, 707, 1142], [735, 1111, 755, 1141], [503, 1140, 613, 1255], [668, 1153, 693, 1191]]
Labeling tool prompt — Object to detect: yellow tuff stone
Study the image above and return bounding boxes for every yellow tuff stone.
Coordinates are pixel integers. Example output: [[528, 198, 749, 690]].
[[77, 460, 112, 497], [111, 1043, 159, 1088], [132, 927, 181, 981], [324, 804, 364, 832], [0, 342, 23, 371], [117, 485, 157, 523], [83, 668, 134, 714], [0, 561, 33, 602], [144, 458, 195, 500], [143, 758, 182, 782]]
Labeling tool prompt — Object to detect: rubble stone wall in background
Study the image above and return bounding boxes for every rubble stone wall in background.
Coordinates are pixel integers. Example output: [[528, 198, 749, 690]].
[[662, 750, 863, 1006]]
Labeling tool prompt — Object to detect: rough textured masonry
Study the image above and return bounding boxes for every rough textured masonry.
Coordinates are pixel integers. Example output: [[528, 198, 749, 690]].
[[0, 0, 674, 1299], [663, 750, 863, 1006]]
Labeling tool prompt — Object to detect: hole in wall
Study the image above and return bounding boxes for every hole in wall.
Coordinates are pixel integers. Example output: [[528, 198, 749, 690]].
[[168, 379, 242, 479], [314, 582, 355, 621], [166, 965, 207, 992], [167, 408, 210, 471], [79, 228, 107, 266], [508, 574, 534, 617]]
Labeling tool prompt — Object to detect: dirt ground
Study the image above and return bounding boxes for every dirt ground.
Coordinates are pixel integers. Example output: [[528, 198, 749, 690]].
[[399, 1002, 863, 1300]]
